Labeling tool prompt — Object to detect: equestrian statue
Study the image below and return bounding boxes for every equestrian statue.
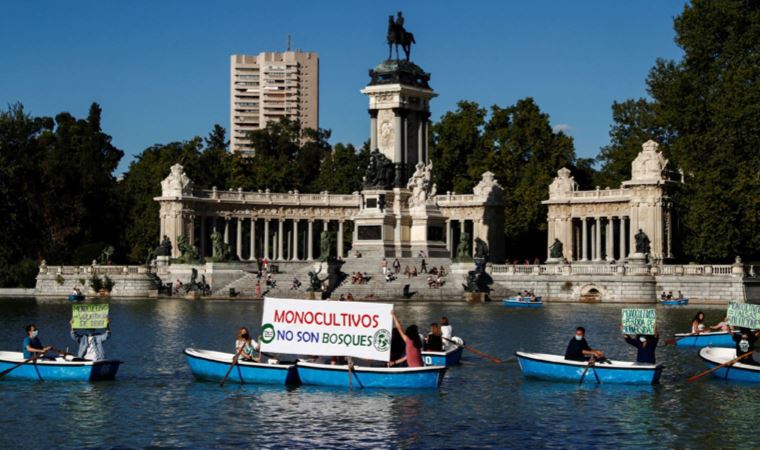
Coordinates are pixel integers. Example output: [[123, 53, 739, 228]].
[[387, 11, 416, 61]]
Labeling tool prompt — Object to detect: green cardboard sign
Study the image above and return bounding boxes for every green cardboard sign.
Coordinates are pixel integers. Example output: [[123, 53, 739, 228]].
[[622, 308, 656, 335], [72, 304, 109, 329], [727, 302, 760, 329]]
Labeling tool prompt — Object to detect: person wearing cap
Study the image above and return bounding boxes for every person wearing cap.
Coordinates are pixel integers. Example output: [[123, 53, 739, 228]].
[[733, 327, 760, 365], [564, 327, 604, 361], [70, 318, 111, 361], [623, 329, 659, 364]]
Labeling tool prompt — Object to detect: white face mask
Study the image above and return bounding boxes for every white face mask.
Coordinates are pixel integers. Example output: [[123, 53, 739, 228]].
[[740, 340, 750, 352], [30, 330, 38, 338], [575, 335, 583, 341], [639, 336, 647, 343]]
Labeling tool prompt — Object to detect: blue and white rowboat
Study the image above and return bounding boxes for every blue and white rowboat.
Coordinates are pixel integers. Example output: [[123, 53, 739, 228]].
[[0, 351, 121, 381], [502, 297, 543, 308], [515, 351, 663, 385], [422, 338, 464, 366], [699, 347, 760, 382], [674, 331, 736, 348], [68, 294, 85, 302], [184, 348, 299, 385], [661, 298, 688, 305], [296, 361, 446, 389]]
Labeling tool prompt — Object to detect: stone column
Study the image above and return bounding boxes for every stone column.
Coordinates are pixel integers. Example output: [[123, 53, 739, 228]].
[[619, 216, 626, 261], [236, 217, 243, 260], [594, 217, 602, 261], [417, 114, 424, 164], [263, 219, 270, 260], [666, 208, 673, 259], [200, 216, 206, 258], [188, 216, 195, 249], [223, 218, 230, 244], [323, 220, 329, 232], [445, 219, 452, 252], [277, 219, 284, 261], [249, 218, 256, 260], [307, 220, 314, 261], [393, 109, 403, 163], [292, 219, 299, 261], [422, 113, 430, 163], [581, 218, 588, 261], [369, 110, 378, 150], [338, 221, 344, 257]]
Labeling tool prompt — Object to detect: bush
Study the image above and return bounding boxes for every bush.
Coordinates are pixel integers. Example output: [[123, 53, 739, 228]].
[[0, 259, 39, 288], [55, 274, 65, 285], [102, 275, 115, 292], [89, 275, 103, 292]]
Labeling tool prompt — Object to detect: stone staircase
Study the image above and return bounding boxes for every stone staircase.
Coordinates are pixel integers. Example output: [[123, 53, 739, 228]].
[[211, 262, 318, 298]]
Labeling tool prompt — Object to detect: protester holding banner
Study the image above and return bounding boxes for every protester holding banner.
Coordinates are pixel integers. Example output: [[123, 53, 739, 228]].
[[70, 318, 111, 361], [389, 311, 423, 367], [624, 331, 659, 364], [22, 324, 53, 359]]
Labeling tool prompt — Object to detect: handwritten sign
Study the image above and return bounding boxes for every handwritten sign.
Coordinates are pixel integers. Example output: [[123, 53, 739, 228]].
[[622, 308, 656, 335], [727, 302, 760, 329], [72, 304, 109, 329], [260, 297, 393, 361]]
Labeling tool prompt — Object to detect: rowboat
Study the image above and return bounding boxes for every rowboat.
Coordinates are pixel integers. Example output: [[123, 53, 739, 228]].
[[660, 298, 688, 306], [184, 348, 299, 385], [502, 297, 543, 308], [515, 352, 663, 385], [295, 360, 446, 388], [68, 294, 85, 302], [699, 347, 760, 382], [0, 351, 121, 381], [422, 338, 464, 366], [674, 331, 736, 347]]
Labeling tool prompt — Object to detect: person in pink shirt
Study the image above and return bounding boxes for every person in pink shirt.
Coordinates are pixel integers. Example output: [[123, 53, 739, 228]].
[[388, 311, 423, 367]]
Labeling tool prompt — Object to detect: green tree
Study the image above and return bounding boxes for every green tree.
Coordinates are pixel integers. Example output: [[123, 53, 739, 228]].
[[315, 143, 369, 194], [195, 124, 232, 189], [429, 101, 486, 193]]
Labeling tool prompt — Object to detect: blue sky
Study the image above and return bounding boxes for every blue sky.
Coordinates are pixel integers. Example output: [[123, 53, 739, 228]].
[[0, 1, 686, 173]]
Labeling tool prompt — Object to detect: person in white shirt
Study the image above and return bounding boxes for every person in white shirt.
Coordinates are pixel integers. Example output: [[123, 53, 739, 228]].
[[440, 316, 453, 350]]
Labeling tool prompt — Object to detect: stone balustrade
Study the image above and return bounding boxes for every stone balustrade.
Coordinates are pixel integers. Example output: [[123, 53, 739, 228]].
[[489, 263, 748, 277], [39, 264, 150, 276], [193, 188, 362, 206]]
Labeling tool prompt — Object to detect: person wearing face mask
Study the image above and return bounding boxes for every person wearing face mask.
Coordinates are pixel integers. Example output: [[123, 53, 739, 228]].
[[564, 327, 604, 361], [23, 324, 53, 359], [624, 329, 659, 364], [732, 327, 760, 366], [235, 327, 260, 362], [70, 319, 111, 361]]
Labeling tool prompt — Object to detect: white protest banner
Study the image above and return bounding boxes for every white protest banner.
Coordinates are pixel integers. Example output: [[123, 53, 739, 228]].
[[259, 297, 393, 361], [621, 308, 656, 335], [727, 302, 760, 329], [72, 304, 109, 329]]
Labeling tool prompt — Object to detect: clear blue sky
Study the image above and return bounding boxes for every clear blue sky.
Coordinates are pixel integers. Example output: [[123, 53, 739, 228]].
[[1, 1, 686, 173]]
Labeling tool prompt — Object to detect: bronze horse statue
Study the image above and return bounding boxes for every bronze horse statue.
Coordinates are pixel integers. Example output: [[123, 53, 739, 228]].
[[387, 14, 415, 61]]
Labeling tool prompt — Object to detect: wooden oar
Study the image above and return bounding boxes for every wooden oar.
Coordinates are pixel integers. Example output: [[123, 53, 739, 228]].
[[579, 359, 600, 384], [687, 351, 754, 383], [665, 333, 699, 346], [348, 357, 353, 389], [220, 346, 245, 387], [0, 354, 44, 379], [442, 337, 502, 364]]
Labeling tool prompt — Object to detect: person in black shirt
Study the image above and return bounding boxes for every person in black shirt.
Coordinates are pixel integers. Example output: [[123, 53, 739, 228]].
[[624, 333, 659, 364], [423, 323, 444, 351], [564, 327, 604, 361], [732, 327, 760, 366], [389, 327, 406, 366]]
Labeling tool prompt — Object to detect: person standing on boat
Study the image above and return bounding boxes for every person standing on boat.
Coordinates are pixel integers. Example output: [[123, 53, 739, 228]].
[[624, 331, 659, 364], [70, 319, 111, 361], [732, 328, 760, 365], [389, 311, 423, 367], [424, 323, 444, 351], [22, 324, 53, 359], [691, 312, 707, 334], [564, 327, 604, 361]]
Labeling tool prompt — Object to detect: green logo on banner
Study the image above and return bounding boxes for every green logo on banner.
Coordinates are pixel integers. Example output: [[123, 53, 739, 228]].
[[373, 329, 390, 352], [261, 323, 275, 344]]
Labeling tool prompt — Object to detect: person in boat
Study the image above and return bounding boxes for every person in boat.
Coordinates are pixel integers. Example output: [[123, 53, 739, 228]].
[[71, 286, 80, 296], [440, 316, 453, 350], [389, 327, 406, 367], [235, 327, 260, 362], [732, 327, 760, 366], [660, 291, 667, 300], [710, 317, 732, 333], [677, 290, 684, 299], [22, 324, 54, 359], [70, 319, 111, 361], [388, 311, 423, 367], [691, 311, 707, 334], [667, 291, 673, 300], [564, 327, 605, 362], [424, 323, 444, 351], [529, 291, 538, 302], [623, 329, 659, 364]]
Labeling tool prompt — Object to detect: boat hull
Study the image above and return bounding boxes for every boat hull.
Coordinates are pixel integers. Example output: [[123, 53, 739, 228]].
[[296, 361, 446, 388], [675, 331, 735, 348], [699, 347, 760, 382], [422, 345, 464, 366], [184, 348, 298, 385], [68, 294, 85, 302], [516, 352, 662, 385], [502, 298, 543, 308], [0, 352, 120, 381], [661, 298, 688, 305]]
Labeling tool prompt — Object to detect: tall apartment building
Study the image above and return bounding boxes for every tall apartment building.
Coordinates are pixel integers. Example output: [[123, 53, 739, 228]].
[[230, 51, 319, 154]]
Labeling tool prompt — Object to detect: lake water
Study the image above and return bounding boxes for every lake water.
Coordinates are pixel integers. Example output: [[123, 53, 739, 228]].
[[0, 298, 757, 449]]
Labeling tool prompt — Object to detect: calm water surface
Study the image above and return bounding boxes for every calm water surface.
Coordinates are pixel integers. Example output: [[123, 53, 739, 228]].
[[0, 298, 757, 449]]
